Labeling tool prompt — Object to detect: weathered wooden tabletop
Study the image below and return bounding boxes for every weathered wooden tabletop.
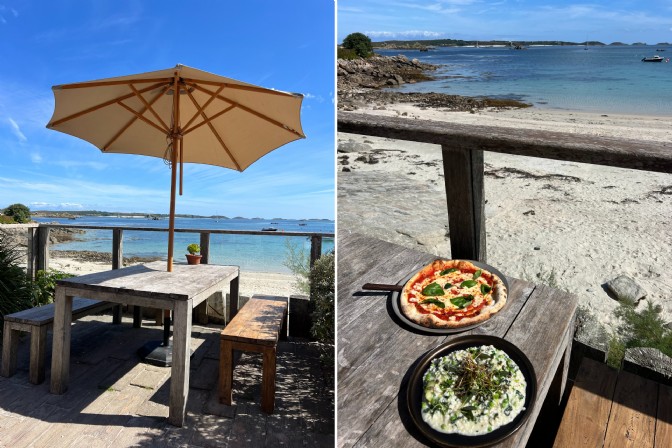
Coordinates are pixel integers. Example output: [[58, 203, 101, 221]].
[[337, 233, 578, 448], [50, 261, 239, 427]]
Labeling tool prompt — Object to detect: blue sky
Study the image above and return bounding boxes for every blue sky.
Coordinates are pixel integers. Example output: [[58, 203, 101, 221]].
[[338, 0, 672, 44], [0, 1, 335, 220]]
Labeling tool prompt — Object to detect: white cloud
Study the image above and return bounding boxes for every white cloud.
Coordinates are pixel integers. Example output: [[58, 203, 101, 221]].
[[53, 160, 108, 170], [303, 93, 325, 103], [366, 30, 445, 39], [31, 153, 42, 163], [8, 118, 27, 142]]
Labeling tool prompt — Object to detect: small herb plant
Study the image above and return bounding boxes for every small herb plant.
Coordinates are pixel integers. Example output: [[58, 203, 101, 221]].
[[187, 243, 200, 255]]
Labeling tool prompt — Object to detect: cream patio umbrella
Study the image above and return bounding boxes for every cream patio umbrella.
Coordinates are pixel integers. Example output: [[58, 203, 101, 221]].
[[47, 64, 305, 271]]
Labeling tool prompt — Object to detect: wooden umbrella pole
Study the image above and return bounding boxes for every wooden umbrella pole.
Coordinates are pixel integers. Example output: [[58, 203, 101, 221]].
[[167, 73, 180, 272]]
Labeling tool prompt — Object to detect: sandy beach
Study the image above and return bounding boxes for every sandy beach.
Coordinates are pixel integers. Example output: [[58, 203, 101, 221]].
[[338, 104, 672, 332], [47, 256, 302, 299]]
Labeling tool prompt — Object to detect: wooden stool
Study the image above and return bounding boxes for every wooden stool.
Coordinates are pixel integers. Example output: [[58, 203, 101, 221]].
[[218, 295, 288, 413]]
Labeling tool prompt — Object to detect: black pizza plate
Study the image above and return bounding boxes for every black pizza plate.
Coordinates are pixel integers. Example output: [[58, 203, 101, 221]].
[[406, 335, 537, 448], [390, 260, 509, 335]]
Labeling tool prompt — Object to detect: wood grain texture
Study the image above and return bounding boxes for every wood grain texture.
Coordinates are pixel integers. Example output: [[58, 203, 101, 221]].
[[221, 298, 287, 346], [168, 299, 192, 427], [4, 297, 113, 326], [553, 358, 619, 448], [656, 384, 672, 448], [604, 370, 657, 448], [338, 233, 578, 448], [441, 145, 486, 261], [112, 228, 123, 270], [338, 112, 672, 174], [50, 290, 73, 394]]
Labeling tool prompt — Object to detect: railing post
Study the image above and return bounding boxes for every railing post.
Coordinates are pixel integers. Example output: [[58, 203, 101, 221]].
[[310, 235, 322, 268], [200, 232, 210, 264], [441, 145, 486, 262], [26, 226, 38, 280], [112, 228, 123, 270], [36, 226, 50, 272]]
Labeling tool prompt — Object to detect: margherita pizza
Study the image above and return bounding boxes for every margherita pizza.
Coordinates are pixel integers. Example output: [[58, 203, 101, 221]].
[[400, 260, 507, 329]]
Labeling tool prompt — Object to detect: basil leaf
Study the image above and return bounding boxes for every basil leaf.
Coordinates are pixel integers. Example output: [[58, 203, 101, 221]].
[[473, 270, 482, 280], [443, 283, 452, 289], [439, 268, 458, 275], [421, 298, 445, 309], [450, 296, 473, 309], [460, 280, 478, 288], [481, 284, 492, 294], [421, 282, 445, 296]]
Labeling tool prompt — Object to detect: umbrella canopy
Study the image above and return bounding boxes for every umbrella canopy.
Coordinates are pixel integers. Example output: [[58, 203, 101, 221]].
[[47, 64, 305, 271]]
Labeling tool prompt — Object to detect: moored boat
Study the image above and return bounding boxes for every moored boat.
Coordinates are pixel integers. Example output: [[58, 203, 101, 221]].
[[641, 55, 664, 62]]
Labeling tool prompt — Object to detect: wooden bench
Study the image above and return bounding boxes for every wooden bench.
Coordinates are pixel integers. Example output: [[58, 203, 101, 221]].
[[218, 295, 288, 413], [553, 357, 672, 447], [1, 298, 116, 384]]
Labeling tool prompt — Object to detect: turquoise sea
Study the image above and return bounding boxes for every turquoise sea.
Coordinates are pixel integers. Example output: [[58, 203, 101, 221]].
[[35, 216, 334, 274], [378, 45, 672, 116]]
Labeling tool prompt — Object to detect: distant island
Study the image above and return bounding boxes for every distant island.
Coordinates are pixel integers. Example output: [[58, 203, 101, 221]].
[[31, 210, 333, 222], [371, 38, 671, 50]]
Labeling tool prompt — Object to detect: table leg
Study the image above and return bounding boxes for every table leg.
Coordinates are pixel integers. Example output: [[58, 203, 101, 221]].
[[168, 300, 192, 427], [1, 322, 19, 378], [50, 288, 73, 394], [29, 325, 48, 385], [229, 274, 240, 322], [261, 346, 277, 413]]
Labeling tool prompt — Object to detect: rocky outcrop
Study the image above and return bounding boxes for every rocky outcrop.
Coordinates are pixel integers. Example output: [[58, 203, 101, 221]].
[[337, 55, 437, 92]]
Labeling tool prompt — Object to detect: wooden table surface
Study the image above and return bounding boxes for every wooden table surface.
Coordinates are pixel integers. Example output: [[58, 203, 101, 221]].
[[50, 261, 239, 427], [337, 233, 578, 448]]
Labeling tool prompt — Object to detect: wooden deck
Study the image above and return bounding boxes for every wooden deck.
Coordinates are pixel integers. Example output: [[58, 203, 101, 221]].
[[553, 358, 671, 447], [0, 313, 334, 447]]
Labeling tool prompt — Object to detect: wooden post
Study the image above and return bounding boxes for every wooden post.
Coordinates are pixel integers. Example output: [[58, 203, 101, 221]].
[[36, 226, 50, 272], [200, 232, 210, 264], [26, 226, 38, 280], [310, 235, 322, 268], [112, 228, 124, 269], [441, 145, 486, 262]]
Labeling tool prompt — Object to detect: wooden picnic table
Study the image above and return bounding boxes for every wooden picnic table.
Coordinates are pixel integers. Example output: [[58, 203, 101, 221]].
[[337, 233, 578, 447], [49, 261, 239, 427]]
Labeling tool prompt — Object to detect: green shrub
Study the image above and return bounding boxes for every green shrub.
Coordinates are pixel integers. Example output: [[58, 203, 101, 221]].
[[310, 251, 335, 345], [0, 231, 34, 340], [0, 215, 16, 224], [606, 335, 626, 369], [614, 297, 672, 358], [283, 238, 311, 295], [342, 32, 373, 58], [3, 203, 31, 224], [32, 269, 75, 306], [337, 47, 359, 60]]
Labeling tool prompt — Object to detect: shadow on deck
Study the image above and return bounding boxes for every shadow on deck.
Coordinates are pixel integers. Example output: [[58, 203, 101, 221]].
[[0, 312, 334, 447]]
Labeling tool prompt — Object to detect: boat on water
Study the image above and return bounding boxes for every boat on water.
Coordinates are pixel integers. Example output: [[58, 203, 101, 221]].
[[261, 227, 278, 231], [642, 55, 665, 62]]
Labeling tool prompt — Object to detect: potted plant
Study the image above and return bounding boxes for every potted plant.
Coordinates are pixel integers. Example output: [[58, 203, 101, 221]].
[[186, 243, 202, 265]]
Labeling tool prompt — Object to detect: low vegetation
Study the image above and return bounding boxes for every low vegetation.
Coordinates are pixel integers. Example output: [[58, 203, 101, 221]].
[[1, 203, 31, 224], [341, 32, 374, 58]]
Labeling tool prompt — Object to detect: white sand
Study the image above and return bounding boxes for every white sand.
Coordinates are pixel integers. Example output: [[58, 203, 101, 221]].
[[48, 257, 302, 298], [339, 105, 672, 332]]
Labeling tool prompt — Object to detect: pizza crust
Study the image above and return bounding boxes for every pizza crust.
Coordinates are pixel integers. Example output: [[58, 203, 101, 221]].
[[400, 260, 507, 329]]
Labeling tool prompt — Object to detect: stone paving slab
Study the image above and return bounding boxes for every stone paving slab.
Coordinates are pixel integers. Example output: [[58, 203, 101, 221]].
[[0, 312, 334, 447]]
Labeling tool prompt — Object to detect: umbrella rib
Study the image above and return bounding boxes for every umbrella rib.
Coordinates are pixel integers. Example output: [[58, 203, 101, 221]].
[[48, 82, 169, 127], [184, 89, 241, 171], [103, 86, 169, 151], [182, 104, 235, 136], [182, 85, 225, 131], [128, 84, 170, 131], [54, 77, 173, 89], [117, 101, 169, 135], [189, 83, 305, 139], [181, 78, 299, 98]]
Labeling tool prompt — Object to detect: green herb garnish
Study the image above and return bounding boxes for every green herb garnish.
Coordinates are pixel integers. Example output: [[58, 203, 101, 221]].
[[444, 283, 452, 289], [421, 282, 445, 296], [421, 298, 445, 308], [473, 270, 482, 280], [460, 280, 478, 288], [481, 284, 492, 294], [453, 350, 509, 404], [439, 268, 458, 275], [450, 295, 473, 309]]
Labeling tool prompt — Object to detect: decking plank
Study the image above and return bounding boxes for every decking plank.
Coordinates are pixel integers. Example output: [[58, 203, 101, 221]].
[[655, 383, 672, 448], [603, 370, 657, 448], [552, 357, 619, 448]]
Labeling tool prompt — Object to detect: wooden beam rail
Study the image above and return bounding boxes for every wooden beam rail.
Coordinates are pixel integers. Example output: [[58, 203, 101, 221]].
[[338, 111, 672, 261]]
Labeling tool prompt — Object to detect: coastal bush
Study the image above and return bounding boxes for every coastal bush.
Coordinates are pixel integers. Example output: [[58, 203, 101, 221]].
[[283, 238, 311, 295], [0, 231, 34, 340], [337, 47, 359, 60], [342, 32, 373, 58], [614, 297, 672, 358], [3, 203, 31, 224], [310, 251, 335, 346], [32, 269, 75, 306]]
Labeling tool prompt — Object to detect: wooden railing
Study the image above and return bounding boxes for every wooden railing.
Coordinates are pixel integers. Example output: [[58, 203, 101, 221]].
[[26, 224, 334, 279], [338, 111, 672, 261]]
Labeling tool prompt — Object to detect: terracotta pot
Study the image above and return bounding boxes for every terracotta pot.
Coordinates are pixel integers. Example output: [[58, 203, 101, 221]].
[[186, 254, 202, 265]]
